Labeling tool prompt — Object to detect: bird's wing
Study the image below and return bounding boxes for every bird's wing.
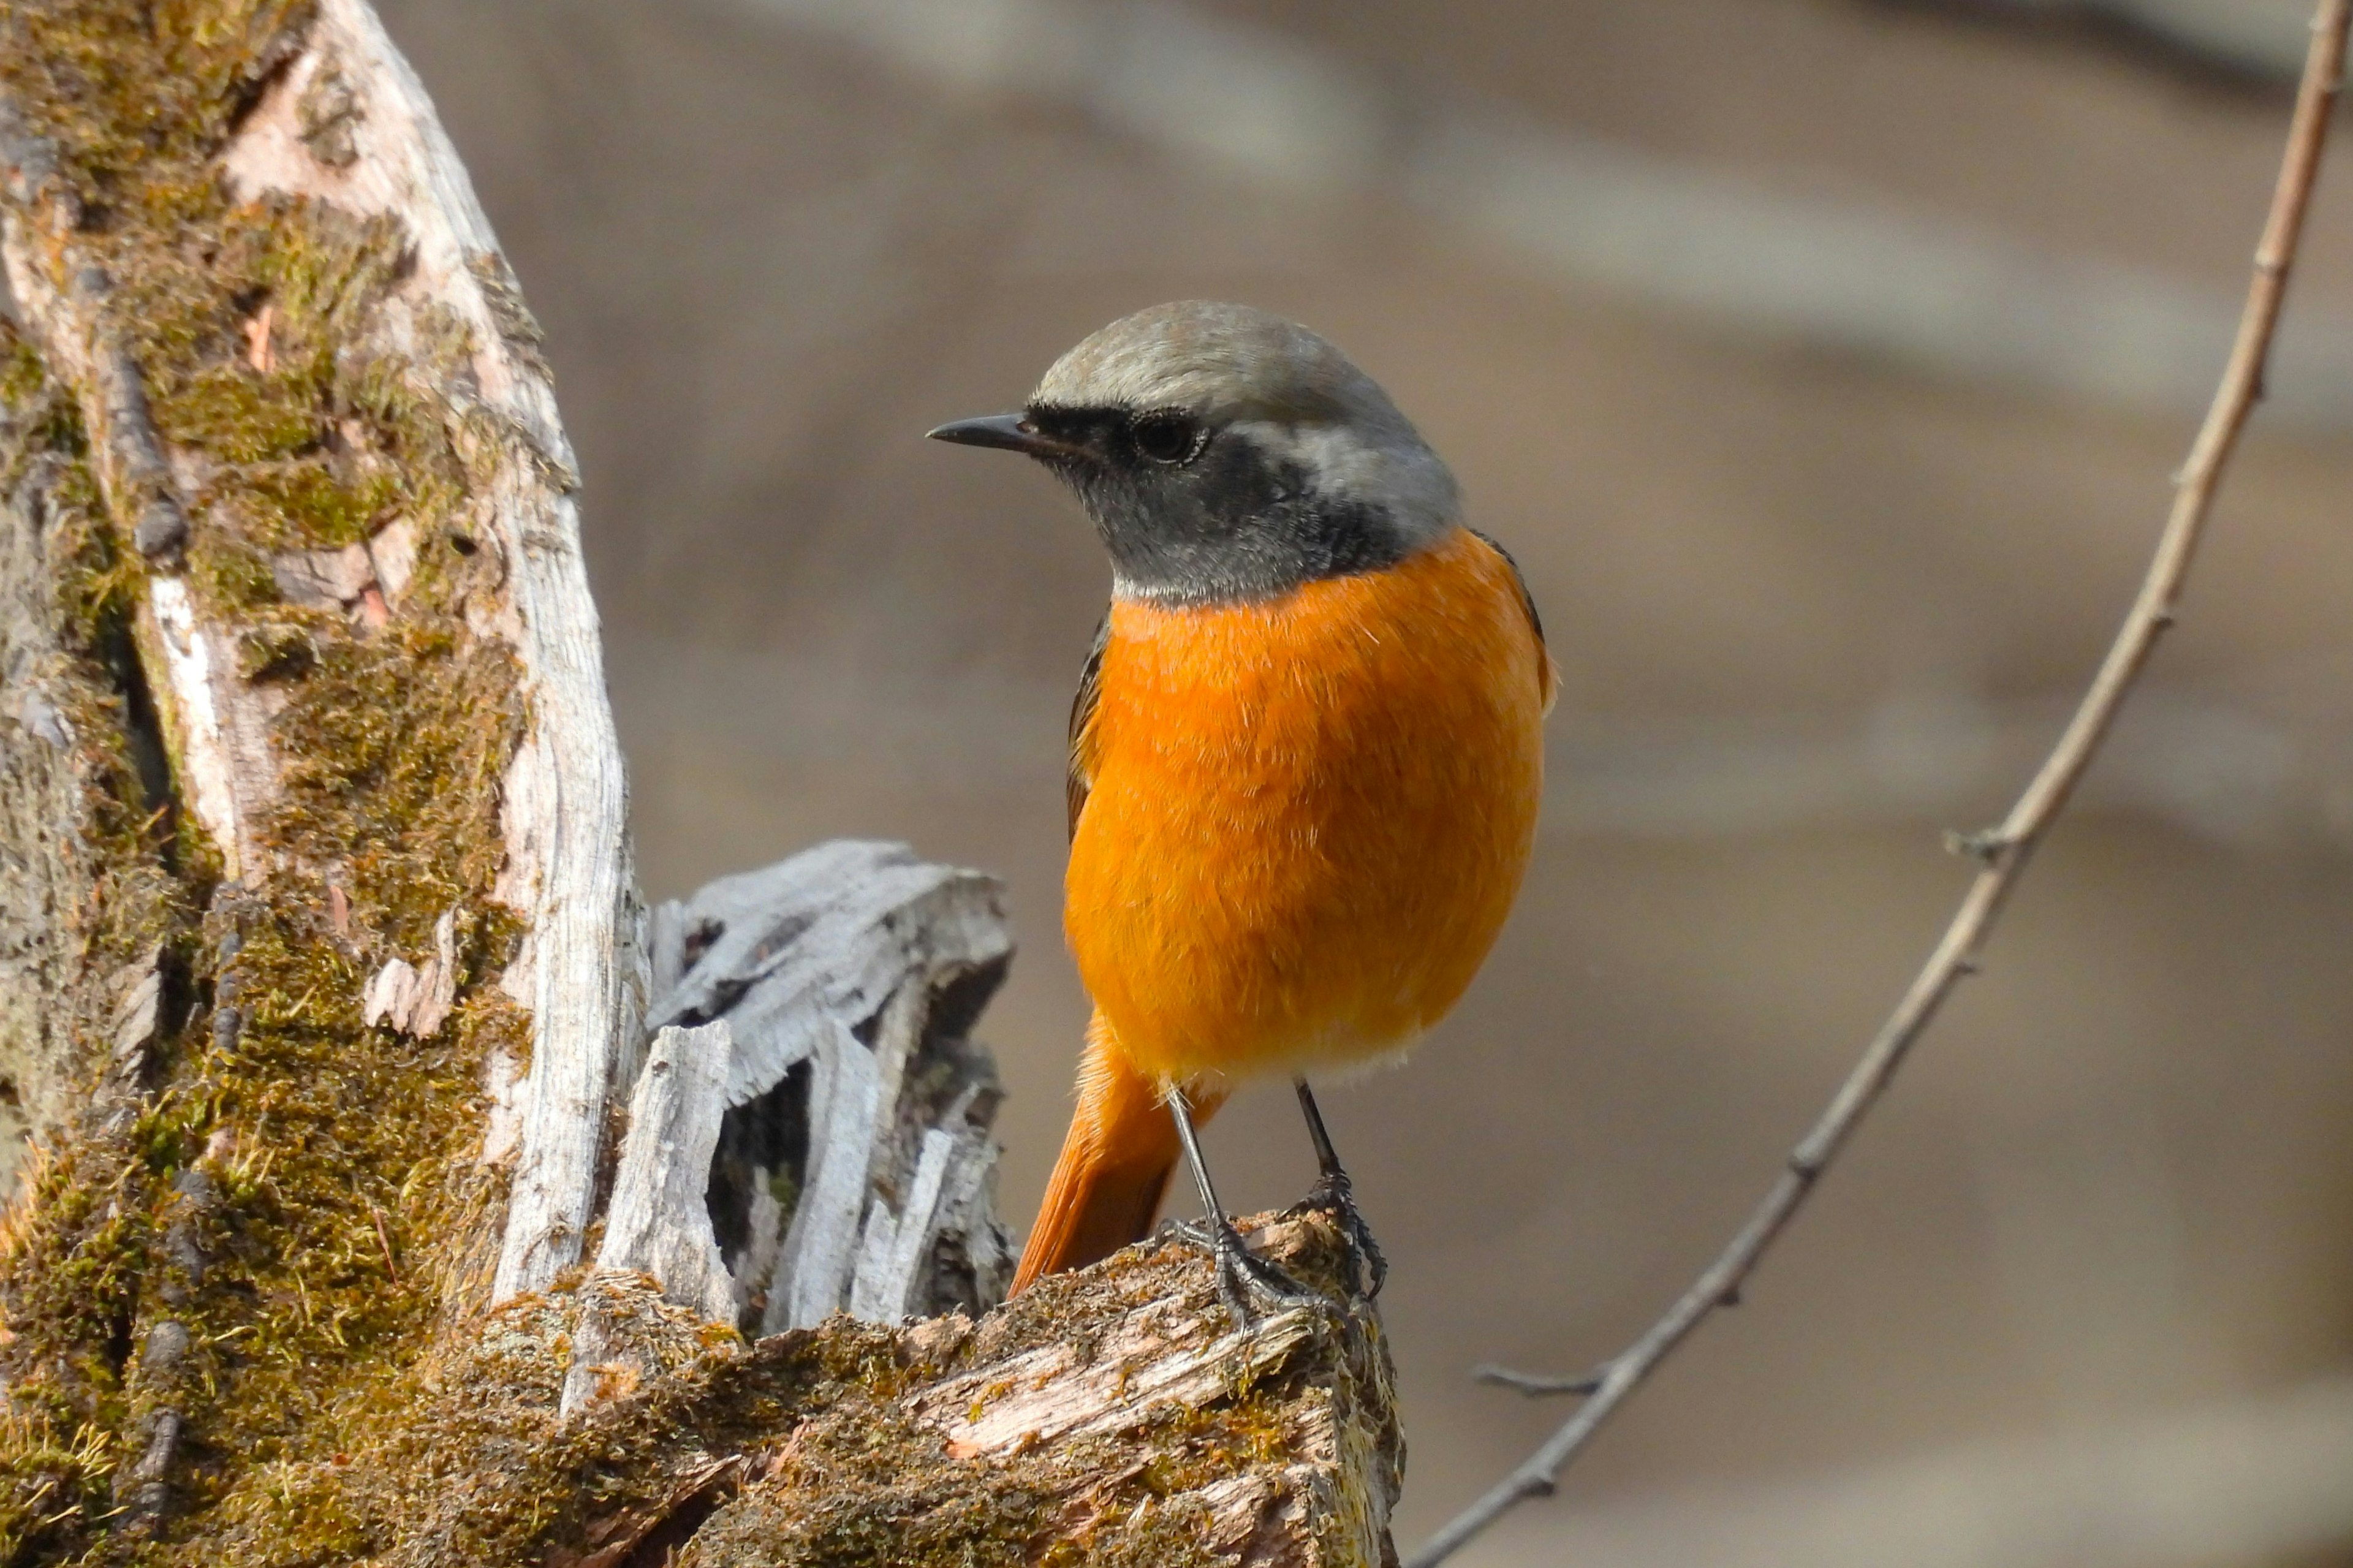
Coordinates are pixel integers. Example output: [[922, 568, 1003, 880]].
[[1067, 612, 1109, 839], [1469, 529, 1558, 711]]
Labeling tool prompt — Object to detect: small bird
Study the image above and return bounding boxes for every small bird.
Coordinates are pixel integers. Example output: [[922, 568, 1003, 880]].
[[930, 301, 1554, 1311]]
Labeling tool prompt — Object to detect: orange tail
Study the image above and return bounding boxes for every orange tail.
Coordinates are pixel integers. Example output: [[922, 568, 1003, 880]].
[[1012, 1013, 1226, 1293]]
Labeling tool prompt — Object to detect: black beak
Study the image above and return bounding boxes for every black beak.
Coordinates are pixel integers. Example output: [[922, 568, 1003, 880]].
[[926, 412, 1072, 458]]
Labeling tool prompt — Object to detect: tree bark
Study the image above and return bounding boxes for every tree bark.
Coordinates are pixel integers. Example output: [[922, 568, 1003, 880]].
[[0, 1, 1401, 1562]]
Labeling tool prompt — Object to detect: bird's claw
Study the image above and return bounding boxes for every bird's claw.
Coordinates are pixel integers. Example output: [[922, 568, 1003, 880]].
[[1162, 1215, 1324, 1328], [1287, 1170, 1389, 1301]]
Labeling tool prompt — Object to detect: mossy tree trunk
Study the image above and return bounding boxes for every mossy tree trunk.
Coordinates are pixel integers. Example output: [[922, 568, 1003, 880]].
[[0, 1, 1401, 1563]]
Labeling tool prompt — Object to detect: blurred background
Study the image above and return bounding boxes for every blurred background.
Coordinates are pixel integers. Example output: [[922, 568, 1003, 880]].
[[375, 1, 2353, 1561]]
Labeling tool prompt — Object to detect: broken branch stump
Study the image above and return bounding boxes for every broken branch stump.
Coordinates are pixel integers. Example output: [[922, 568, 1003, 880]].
[[0, 0, 1403, 1559]]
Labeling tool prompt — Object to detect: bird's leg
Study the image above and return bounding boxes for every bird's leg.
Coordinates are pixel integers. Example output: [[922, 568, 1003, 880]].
[[1289, 1077, 1388, 1300], [1165, 1085, 1317, 1327]]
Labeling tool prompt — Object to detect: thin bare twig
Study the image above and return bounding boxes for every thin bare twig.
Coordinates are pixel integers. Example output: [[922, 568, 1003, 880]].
[[1407, 5, 2352, 1562], [1471, 1362, 1604, 1398]]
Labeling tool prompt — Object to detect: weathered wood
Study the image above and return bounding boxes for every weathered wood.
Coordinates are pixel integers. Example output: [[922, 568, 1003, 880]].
[[907, 1276, 1324, 1460], [0, 433, 107, 1191], [138, 575, 279, 879], [689, 1215, 1404, 1568], [562, 1020, 736, 1416], [645, 840, 1015, 1333], [215, 0, 643, 1303], [0, 0, 645, 1535], [594, 1020, 739, 1328], [360, 904, 458, 1036], [1, 0, 642, 1294], [0, 1, 1398, 1560]]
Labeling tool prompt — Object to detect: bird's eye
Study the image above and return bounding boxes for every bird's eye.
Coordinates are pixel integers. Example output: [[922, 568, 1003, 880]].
[[1129, 411, 1206, 466]]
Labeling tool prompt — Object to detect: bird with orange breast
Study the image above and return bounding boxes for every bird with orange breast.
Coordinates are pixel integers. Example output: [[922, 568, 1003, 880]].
[[931, 301, 1555, 1315]]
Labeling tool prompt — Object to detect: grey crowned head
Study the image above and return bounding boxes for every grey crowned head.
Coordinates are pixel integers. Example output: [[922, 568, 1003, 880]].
[[929, 301, 1460, 605]]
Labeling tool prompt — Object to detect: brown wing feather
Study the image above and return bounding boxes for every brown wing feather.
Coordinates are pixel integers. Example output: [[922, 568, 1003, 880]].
[[1067, 613, 1109, 839]]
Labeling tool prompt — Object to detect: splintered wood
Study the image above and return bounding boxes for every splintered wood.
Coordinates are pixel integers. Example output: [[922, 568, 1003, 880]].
[[917, 1296, 1322, 1458], [217, 0, 644, 1302], [361, 907, 459, 1037], [678, 1215, 1402, 1568], [638, 840, 1015, 1335], [594, 1020, 740, 1327], [0, 0, 1405, 1558], [562, 1021, 738, 1414]]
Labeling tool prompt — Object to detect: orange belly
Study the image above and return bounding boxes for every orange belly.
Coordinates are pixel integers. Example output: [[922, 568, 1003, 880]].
[[1066, 526, 1553, 1086]]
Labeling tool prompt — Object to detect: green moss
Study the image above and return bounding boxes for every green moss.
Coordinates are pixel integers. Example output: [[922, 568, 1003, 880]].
[[177, 1290, 843, 1566], [0, 340, 186, 967], [650, 1227, 1382, 1568], [168, 1228, 1380, 1568], [230, 620, 314, 683], [0, 2, 537, 1558], [186, 531, 276, 614], [120, 893, 502, 1520], [123, 196, 425, 559], [0, 1, 306, 197], [0, 337, 47, 414], [159, 369, 320, 470], [270, 623, 523, 954], [673, 1348, 1250, 1568], [243, 462, 399, 548], [0, 1408, 118, 1563]]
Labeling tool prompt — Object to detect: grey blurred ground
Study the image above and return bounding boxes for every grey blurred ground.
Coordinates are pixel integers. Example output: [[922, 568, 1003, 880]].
[[373, 1, 2353, 1561]]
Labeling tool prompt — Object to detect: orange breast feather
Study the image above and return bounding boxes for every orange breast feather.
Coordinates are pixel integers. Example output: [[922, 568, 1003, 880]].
[[1065, 526, 1552, 1086]]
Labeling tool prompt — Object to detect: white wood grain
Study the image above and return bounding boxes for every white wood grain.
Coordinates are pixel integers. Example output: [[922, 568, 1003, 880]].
[[908, 1297, 1320, 1459], [776, 1013, 884, 1329], [645, 841, 1014, 1331], [141, 579, 265, 881], [594, 1021, 737, 1324], [361, 908, 459, 1037], [217, 0, 642, 1300]]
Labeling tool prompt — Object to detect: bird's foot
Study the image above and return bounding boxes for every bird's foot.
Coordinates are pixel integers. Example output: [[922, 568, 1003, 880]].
[[1162, 1214, 1327, 1329], [1285, 1168, 1389, 1301]]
